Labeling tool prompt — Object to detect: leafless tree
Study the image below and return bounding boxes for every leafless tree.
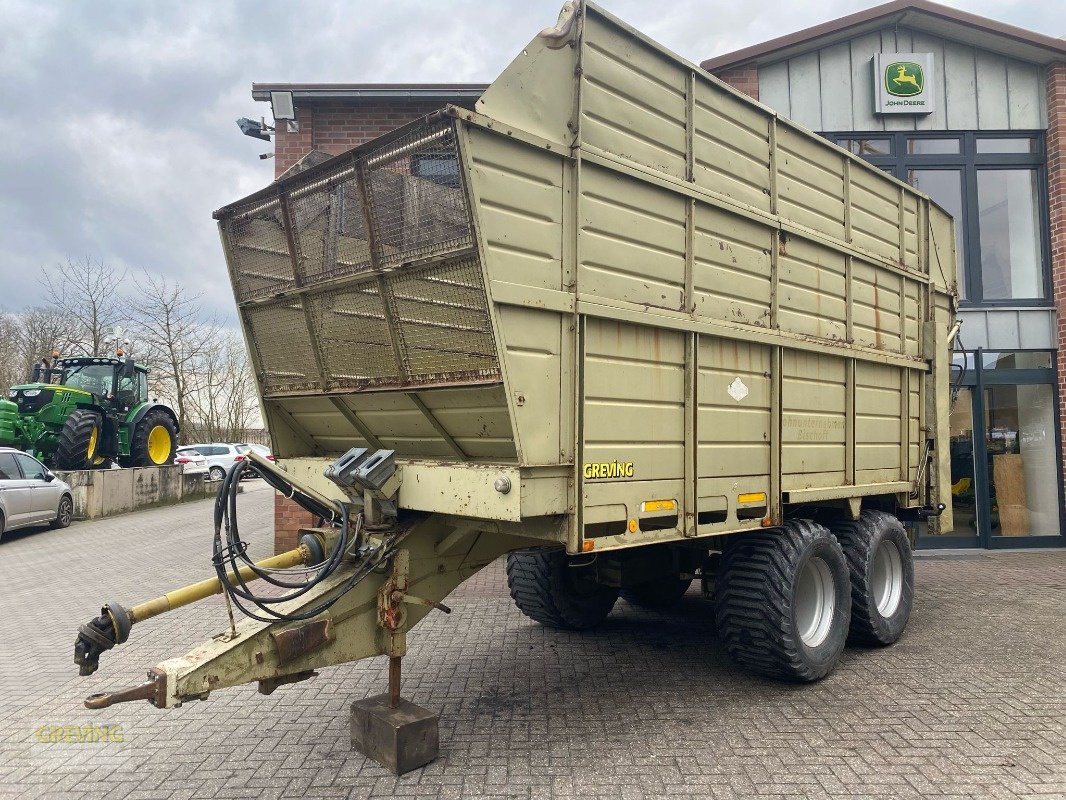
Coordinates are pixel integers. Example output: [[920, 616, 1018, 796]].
[[131, 272, 219, 438], [183, 330, 260, 443], [14, 306, 82, 380], [43, 257, 126, 356], [0, 311, 22, 390]]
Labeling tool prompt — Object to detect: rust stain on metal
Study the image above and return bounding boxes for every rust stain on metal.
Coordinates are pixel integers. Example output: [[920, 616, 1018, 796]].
[[271, 619, 333, 666]]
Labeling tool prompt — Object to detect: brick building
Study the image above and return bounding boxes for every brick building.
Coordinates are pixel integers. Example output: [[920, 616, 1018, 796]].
[[257, 0, 1065, 552]]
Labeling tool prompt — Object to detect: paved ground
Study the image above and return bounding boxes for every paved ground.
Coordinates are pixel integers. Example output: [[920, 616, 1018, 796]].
[[0, 484, 1064, 799]]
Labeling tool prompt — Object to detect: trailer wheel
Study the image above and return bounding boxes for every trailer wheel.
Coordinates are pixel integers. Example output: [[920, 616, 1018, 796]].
[[506, 549, 618, 630], [621, 577, 692, 610], [53, 410, 103, 471], [714, 520, 851, 682], [831, 511, 913, 646]]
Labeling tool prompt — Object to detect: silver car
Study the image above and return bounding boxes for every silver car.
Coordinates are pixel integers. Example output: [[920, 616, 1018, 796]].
[[0, 448, 74, 539]]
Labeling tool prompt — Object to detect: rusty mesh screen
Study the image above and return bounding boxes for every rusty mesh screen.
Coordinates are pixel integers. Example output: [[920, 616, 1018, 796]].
[[219, 118, 499, 396]]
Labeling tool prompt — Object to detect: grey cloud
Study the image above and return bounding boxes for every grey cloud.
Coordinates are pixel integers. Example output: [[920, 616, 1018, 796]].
[[0, 0, 1059, 323]]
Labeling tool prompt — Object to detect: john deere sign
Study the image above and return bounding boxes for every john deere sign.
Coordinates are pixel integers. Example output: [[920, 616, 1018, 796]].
[[873, 53, 935, 115]]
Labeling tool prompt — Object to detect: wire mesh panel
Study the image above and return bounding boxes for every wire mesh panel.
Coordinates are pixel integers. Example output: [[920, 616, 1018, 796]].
[[244, 299, 321, 394], [223, 199, 295, 303], [310, 281, 401, 388], [218, 117, 502, 398], [366, 122, 473, 267], [391, 258, 498, 382]]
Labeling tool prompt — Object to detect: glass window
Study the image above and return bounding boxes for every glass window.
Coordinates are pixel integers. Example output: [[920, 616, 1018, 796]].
[[908, 138, 960, 154], [977, 169, 1044, 300], [910, 169, 967, 297], [13, 454, 47, 481], [947, 387, 979, 537], [839, 138, 891, 156], [0, 453, 20, 480], [985, 384, 1060, 536], [976, 138, 1036, 154], [980, 351, 1053, 370]]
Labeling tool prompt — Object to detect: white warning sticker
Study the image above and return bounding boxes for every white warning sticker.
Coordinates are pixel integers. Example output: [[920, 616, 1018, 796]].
[[727, 377, 748, 402]]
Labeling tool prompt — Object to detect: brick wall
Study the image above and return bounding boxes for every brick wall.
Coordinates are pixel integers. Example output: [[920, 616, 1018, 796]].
[[275, 493, 316, 553], [712, 63, 759, 101], [273, 99, 466, 178], [1048, 63, 1066, 494]]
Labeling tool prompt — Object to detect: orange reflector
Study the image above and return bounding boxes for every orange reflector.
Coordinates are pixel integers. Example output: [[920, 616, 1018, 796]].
[[761, 517, 773, 527], [628, 518, 638, 533], [582, 540, 595, 552], [641, 499, 676, 513], [738, 492, 767, 505]]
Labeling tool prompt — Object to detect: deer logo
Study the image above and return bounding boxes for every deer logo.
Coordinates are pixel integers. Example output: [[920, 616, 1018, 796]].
[[885, 61, 925, 97]]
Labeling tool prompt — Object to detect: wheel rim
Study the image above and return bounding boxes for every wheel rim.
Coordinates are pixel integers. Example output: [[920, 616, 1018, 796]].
[[211, 467, 224, 480], [871, 539, 904, 618], [147, 425, 171, 464], [796, 556, 836, 648], [87, 426, 98, 459], [59, 499, 72, 525]]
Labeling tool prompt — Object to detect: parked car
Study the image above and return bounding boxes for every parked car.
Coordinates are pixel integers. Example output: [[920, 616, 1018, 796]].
[[0, 447, 74, 539], [173, 448, 209, 478], [182, 443, 250, 482]]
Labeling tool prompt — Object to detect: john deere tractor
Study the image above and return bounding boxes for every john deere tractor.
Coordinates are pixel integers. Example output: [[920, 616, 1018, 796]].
[[0, 355, 179, 470]]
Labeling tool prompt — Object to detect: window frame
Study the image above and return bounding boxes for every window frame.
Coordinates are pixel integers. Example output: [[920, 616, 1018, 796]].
[[822, 131, 1051, 307]]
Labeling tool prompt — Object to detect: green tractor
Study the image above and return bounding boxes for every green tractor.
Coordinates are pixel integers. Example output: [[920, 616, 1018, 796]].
[[0, 354, 179, 470]]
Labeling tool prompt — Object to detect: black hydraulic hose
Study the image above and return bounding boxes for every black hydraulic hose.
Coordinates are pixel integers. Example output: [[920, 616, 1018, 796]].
[[209, 460, 369, 623]]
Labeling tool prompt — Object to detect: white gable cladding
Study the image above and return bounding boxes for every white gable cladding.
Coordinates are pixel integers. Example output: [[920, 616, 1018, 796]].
[[758, 26, 1047, 132]]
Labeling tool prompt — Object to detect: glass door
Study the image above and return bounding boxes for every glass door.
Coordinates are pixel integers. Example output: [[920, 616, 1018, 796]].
[[946, 386, 981, 543]]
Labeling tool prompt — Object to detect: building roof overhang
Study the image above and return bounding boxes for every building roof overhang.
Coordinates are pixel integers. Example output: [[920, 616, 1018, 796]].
[[701, 0, 1066, 71], [251, 83, 489, 104]]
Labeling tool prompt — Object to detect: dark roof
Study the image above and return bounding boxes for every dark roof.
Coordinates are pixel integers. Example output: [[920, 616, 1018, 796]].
[[251, 83, 489, 103], [702, 0, 1066, 71]]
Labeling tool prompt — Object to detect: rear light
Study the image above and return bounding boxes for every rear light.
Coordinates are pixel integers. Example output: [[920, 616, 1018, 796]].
[[267, 455, 276, 461], [234, 455, 246, 461], [175, 457, 190, 464]]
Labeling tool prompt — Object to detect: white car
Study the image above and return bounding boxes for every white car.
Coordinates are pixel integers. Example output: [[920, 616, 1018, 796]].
[[0, 448, 74, 539], [173, 448, 209, 478], [182, 443, 250, 482]]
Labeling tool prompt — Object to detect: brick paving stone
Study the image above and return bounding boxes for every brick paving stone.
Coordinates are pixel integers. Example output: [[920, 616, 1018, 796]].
[[0, 482, 1064, 798]]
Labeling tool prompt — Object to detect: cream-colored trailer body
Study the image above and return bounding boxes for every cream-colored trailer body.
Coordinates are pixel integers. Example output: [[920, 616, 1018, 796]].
[[217, 2, 957, 553]]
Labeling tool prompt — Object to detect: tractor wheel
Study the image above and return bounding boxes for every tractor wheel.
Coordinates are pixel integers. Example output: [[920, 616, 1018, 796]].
[[714, 520, 851, 682], [506, 548, 618, 630], [621, 577, 692, 610], [129, 410, 178, 467], [53, 410, 104, 471], [830, 511, 914, 646]]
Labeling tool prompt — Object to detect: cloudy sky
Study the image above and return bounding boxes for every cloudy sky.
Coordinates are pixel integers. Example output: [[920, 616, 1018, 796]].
[[0, 0, 1059, 323]]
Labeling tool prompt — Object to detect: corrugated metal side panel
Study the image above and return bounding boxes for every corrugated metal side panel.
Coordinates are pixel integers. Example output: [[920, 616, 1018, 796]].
[[855, 362, 904, 485], [849, 167, 903, 263], [777, 236, 847, 342], [466, 128, 563, 291], [756, 25, 1048, 132], [578, 162, 687, 310], [692, 79, 772, 212], [909, 369, 922, 480], [775, 125, 846, 240], [781, 351, 846, 491], [463, 127, 566, 464], [692, 203, 772, 328], [583, 318, 686, 482], [580, 11, 689, 180], [852, 258, 903, 352], [696, 338, 772, 527]]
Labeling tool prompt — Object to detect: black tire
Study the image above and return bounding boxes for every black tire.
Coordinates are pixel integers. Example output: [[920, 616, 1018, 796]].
[[831, 510, 914, 646], [53, 410, 103, 471], [714, 520, 851, 682], [0, 510, 5, 540], [129, 410, 178, 467], [506, 549, 618, 630], [621, 577, 692, 610], [50, 494, 74, 529], [209, 465, 226, 482]]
